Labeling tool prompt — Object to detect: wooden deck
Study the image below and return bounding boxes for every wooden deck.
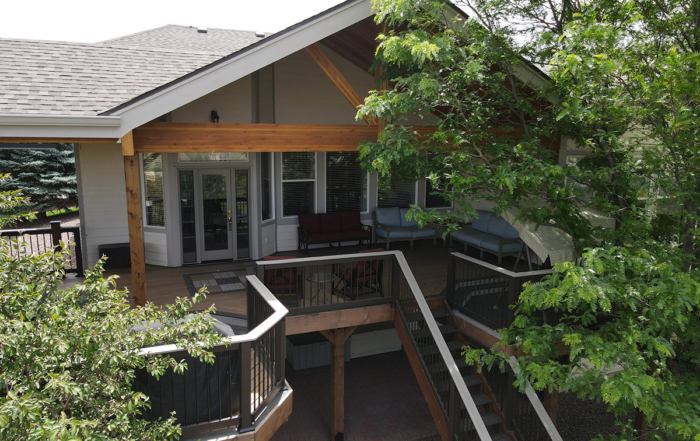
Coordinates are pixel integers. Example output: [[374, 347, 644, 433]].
[[62, 240, 450, 316]]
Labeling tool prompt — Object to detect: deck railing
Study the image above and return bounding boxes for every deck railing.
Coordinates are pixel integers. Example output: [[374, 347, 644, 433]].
[[447, 252, 554, 329], [258, 251, 493, 440], [137, 275, 288, 437], [254, 252, 395, 316], [1, 220, 84, 276]]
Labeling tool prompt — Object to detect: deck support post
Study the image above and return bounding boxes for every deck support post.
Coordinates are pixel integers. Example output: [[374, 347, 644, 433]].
[[321, 327, 356, 441], [123, 134, 147, 307]]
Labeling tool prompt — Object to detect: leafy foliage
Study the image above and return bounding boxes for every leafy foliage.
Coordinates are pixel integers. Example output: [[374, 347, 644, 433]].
[[365, 0, 700, 439], [0, 187, 224, 440]]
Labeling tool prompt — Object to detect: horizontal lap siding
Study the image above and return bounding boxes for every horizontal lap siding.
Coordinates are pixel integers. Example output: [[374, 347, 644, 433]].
[[78, 144, 168, 268], [262, 223, 276, 257]]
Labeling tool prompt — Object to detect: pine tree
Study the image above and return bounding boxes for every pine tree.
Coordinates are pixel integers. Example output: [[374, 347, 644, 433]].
[[0, 143, 77, 215]]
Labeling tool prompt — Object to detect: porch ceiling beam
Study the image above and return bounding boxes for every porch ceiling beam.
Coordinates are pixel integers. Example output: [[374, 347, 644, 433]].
[[132, 122, 378, 153], [304, 43, 375, 126]]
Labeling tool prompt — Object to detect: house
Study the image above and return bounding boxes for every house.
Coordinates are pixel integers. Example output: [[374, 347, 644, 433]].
[[0, 1, 574, 440]]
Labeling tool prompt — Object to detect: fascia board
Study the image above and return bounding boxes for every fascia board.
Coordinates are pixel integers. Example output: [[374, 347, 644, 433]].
[[0, 113, 122, 139], [112, 0, 374, 137]]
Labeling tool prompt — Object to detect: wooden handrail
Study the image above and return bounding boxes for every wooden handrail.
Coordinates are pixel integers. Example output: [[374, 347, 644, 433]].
[[392, 252, 494, 441]]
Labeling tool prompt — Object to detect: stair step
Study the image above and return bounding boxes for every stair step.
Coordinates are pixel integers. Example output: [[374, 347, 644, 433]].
[[463, 374, 484, 387], [412, 324, 457, 339], [471, 393, 493, 406], [480, 412, 503, 427], [418, 340, 463, 356], [491, 433, 511, 441], [405, 308, 450, 323]]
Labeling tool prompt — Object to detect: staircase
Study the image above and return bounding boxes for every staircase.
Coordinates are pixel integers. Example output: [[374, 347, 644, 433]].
[[397, 304, 515, 441]]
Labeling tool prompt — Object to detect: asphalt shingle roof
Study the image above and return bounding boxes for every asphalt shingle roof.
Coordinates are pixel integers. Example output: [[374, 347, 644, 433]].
[[0, 25, 267, 116]]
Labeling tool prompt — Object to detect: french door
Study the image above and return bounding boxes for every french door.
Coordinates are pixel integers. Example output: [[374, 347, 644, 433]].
[[188, 169, 250, 262]]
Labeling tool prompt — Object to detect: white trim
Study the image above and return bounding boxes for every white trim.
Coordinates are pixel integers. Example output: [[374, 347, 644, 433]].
[[0, 113, 123, 139], [110, 0, 374, 137], [261, 152, 275, 222]]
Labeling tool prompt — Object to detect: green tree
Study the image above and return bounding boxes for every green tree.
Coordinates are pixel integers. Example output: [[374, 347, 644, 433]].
[[361, 0, 700, 439], [0, 185, 223, 440], [0, 144, 78, 216]]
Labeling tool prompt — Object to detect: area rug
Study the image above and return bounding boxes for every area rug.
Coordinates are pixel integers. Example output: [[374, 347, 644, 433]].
[[183, 270, 246, 296]]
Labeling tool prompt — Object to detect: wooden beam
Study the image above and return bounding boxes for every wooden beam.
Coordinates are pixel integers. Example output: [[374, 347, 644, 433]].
[[304, 44, 375, 126], [343, 326, 357, 342], [319, 330, 335, 343], [330, 329, 345, 441], [121, 131, 134, 156], [285, 304, 394, 335], [395, 314, 449, 441], [123, 155, 147, 307], [133, 122, 377, 153], [0, 137, 118, 144]]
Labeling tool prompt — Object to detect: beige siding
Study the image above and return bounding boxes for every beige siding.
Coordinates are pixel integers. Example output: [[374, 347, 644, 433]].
[[171, 75, 252, 123], [78, 144, 169, 268]]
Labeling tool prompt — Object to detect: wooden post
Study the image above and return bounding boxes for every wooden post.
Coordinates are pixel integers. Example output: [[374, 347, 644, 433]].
[[321, 328, 356, 441], [123, 152, 147, 307], [633, 409, 648, 441], [50, 220, 62, 252]]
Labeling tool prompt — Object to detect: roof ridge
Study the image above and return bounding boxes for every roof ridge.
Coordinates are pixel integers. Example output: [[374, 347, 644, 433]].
[[96, 24, 173, 45], [99, 42, 230, 57]]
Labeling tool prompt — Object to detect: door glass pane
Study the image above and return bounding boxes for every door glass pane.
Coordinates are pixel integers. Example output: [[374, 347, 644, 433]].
[[235, 170, 250, 259], [179, 171, 197, 263], [202, 174, 228, 252]]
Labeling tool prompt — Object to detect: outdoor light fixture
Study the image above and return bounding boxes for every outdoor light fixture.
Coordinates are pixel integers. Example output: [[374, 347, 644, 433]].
[[210, 111, 220, 123]]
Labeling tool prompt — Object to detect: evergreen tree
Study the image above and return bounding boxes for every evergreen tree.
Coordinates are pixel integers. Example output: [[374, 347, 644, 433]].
[[0, 144, 77, 216]]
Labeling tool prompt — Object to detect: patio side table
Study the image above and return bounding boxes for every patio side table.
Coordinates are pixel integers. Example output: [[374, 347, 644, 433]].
[[306, 272, 335, 306]]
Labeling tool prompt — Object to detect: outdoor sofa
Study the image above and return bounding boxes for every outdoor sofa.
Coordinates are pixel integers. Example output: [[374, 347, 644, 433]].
[[297, 211, 372, 255], [373, 207, 436, 250], [450, 210, 525, 266]]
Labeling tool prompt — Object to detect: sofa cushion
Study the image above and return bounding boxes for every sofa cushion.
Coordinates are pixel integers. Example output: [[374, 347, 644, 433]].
[[486, 215, 510, 237], [375, 207, 401, 227], [321, 213, 343, 233], [376, 226, 412, 239], [479, 237, 523, 254], [399, 208, 418, 227], [360, 248, 386, 254], [298, 214, 321, 233], [325, 232, 348, 242], [344, 229, 371, 240], [471, 210, 493, 233], [405, 225, 435, 238], [451, 227, 494, 247], [340, 211, 362, 231], [262, 256, 297, 291]]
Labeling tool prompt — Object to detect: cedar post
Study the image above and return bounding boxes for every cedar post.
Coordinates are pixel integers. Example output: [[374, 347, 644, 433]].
[[321, 327, 356, 441], [50, 220, 62, 252], [122, 132, 147, 306]]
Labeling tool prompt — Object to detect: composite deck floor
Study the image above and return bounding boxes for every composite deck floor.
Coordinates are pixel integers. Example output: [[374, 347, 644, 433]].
[[63, 240, 453, 314]]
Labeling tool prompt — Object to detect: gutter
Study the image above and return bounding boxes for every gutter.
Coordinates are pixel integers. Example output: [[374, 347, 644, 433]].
[[0, 113, 122, 140]]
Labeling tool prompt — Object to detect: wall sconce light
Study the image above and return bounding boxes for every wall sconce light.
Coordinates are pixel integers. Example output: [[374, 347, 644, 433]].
[[210, 110, 220, 123]]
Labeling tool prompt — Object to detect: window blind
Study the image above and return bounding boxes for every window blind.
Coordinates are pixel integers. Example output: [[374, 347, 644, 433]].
[[143, 153, 164, 227], [378, 178, 416, 208], [326, 151, 367, 213], [282, 152, 316, 216], [425, 179, 452, 208], [261, 152, 273, 221]]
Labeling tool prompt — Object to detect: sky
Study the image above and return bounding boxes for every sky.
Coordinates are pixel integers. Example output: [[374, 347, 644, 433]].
[[0, 0, 347, 43]]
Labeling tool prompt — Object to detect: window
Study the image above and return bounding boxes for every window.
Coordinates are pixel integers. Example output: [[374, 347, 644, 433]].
[[143, 153, 164, 227], [178, 152, 249, 163], [261, 152, 274, 221], [377, 177, 416, 208], [282, 152, 316, 216], [425, 179, 452, 208], [326, 151, 368, 212]]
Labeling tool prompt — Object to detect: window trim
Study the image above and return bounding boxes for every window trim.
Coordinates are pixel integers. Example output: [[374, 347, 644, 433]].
[[325, 151, 370, 214], [281, 152, 317, 218], [261, 152, 275, 223], [140, 152, 166, 229]]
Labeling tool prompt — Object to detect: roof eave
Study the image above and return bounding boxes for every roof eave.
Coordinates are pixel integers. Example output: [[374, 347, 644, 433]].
[[0, 114, 122, 140]]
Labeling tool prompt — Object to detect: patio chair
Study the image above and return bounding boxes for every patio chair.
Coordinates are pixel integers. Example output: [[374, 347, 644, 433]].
[[262, 255, 301, 307], [333, 248, 385, 300]]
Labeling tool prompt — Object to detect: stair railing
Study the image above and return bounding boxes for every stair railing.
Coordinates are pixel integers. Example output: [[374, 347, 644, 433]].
[[392, 251, 493, 441]]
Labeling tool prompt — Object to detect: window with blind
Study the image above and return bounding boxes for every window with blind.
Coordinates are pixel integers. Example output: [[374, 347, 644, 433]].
[[326, 151, 368, 213], [143, 153, 164, 227], [261, 152, 274, 221], [425, 179, 452, 208], [377, 178, 416, 208], [282, 152, 316, 216]]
